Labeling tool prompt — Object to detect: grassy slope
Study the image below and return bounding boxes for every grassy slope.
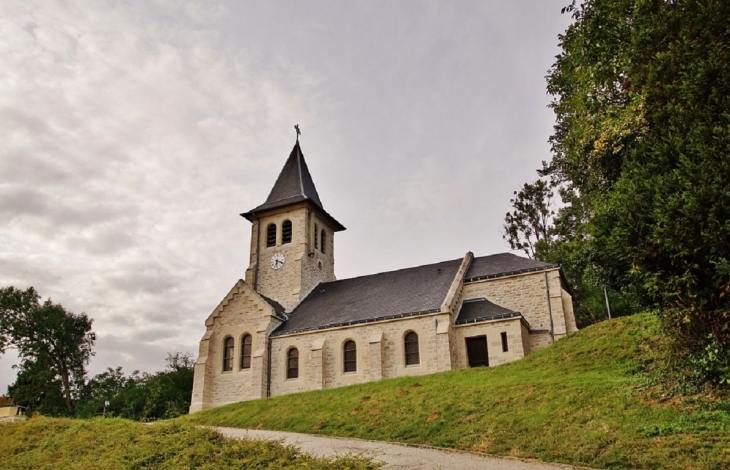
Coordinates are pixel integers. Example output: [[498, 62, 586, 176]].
[[187, 315, 730, 470], [0, 417, 378, 469]]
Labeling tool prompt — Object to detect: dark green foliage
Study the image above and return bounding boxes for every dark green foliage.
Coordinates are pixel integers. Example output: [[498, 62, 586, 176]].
[[0, 286, 95, 414], [502, 179, 555, 259], [76, 352, 195, 421], [503, 181, 638, 327], [7, 357, 67, 416], [534, 0, 730, 385]]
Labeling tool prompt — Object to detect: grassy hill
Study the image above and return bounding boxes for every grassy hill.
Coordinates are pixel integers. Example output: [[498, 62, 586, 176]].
[[186, 315, 730, 469], [0, 417, 377, 469]]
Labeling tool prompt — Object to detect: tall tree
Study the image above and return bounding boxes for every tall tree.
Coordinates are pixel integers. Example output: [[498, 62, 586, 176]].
[[545, 0, 730, 384], [502, 179, 555, 260], [0, 286, 96, 413]]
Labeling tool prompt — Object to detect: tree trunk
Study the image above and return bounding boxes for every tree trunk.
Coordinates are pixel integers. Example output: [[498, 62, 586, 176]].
[[59, 362, 74, 414]]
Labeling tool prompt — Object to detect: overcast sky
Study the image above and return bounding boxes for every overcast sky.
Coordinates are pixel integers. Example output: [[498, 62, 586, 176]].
[[0, 1, 573, 392]]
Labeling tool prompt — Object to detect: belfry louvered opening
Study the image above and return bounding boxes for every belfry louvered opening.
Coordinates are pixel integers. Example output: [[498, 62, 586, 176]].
[[282, 220, 292, 244], [266, 223, 276, 247]]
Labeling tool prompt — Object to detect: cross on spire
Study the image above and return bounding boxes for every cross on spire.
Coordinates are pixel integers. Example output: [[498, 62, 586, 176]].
[[294, 124, 301, 141]]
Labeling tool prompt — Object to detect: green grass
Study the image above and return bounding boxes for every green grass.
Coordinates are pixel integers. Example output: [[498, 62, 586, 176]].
[[0, 417, 379, 469], [186, 314, 730, 469]]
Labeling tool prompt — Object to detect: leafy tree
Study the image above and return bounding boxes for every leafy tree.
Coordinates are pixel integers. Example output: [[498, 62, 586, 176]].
[[543, 0, 730, 385], [0, 286, 95, 413], [503, 179, 555, 260], [7, 356, 67, 416], [77, 352, 195, 420], [503, 179, 637, 327]]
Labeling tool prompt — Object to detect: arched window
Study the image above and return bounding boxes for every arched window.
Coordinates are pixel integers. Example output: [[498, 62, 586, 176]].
[[314, 224, 319, 250], [287, 348, 299, 379], [240, 334, 252, 370], [282, 220, 292, 244], [266, 223, 277, 247], [320, 229, 326, 254], [343, 340, 356, 372], [404, 331, 420, 365], [222, 337, 234, 372]]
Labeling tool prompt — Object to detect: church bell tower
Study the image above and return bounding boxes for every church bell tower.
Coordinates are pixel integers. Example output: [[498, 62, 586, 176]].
[[241, 139, 345, 311]]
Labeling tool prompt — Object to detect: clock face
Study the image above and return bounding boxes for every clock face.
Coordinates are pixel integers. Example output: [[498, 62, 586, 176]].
[[270, 252, 285, 270]]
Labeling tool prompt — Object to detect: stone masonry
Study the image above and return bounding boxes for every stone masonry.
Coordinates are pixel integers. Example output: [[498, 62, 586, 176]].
[[189, 140, 579, 412]]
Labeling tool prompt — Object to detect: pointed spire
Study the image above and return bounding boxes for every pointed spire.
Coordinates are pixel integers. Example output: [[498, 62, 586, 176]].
[[263, 141, 324, 210], [241, 141, 345, 231]]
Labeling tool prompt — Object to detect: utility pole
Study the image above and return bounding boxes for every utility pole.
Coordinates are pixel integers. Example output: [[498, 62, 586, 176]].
[[604, 287, 612, 320]]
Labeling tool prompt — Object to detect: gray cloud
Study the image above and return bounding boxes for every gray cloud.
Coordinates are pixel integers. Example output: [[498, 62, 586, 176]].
[[0, 0, 572, 391]]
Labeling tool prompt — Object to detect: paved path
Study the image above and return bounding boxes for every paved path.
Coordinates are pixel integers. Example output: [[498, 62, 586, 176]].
[[214, 427, 591, 470]]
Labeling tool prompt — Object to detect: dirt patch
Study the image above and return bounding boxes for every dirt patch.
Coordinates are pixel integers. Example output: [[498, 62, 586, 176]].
[[396, 390, 409, 398], [311, 421, 325, 431], [410, 383, 422, 388], [426, 412, 441, 423], [350, 408, 360, 415], [463, 413, 476, 422], [368, 408, 381, 416], [360, 396, 371, 402], [255, 422, 265, 429]]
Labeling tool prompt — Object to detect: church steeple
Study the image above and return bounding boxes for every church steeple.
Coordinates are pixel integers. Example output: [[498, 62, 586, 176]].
[[241, 141, 344, 231], [242, 139, 345, 311]]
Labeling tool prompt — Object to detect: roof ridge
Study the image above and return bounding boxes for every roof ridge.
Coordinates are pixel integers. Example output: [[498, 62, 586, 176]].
[[241, 140, 344, 230], [296, 143, 305, 197], [316, 257, 465, 287]]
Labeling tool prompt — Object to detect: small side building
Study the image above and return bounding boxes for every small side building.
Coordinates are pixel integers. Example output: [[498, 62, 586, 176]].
[[190, 140, 577, 412]]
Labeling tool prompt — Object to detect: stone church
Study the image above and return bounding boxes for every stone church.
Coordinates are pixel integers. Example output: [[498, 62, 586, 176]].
[[189, 140, 577, 412]]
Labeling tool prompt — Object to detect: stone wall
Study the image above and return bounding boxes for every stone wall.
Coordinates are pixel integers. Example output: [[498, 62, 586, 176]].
[[269, 312, 452, 397], [461, 268, 569, 351], [561, 288, 578, 334], [453, 317, 525, 369], [244, 204, 336, 312], [189, 281, 281, 412]]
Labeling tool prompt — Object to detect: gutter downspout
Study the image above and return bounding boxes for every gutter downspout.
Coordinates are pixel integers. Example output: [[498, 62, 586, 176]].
[[266, 336, 272, 398], [544, 271, 555, 342]]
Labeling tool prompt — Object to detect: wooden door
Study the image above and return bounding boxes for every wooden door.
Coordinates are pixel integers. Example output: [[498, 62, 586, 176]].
[[466, 336, 489, 367]]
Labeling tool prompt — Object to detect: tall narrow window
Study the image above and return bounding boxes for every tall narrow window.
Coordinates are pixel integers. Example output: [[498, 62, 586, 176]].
[[501, 332, 509, 352], [266, 223, 277, 247], [287, 348, 299, 379], [320, 229, 326, 254], [222, 337, 234, 372], [314, 224, 319, 250], [404, 331, 420, 365], [240, 334, 252, 369], [282, 220, 292, 244], [343, 340, 356, 372]]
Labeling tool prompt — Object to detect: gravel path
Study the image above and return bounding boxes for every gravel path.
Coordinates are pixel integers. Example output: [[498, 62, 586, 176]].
[[213, 427, 592, 470]]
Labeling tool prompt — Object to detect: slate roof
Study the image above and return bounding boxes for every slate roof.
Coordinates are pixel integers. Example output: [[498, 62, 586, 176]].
[[455, 298, 523, 325], [465, 253, 556, 282], [241, 141, 345, 231], [271, 258, 463, 336], [259, 293, 285, 317]]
